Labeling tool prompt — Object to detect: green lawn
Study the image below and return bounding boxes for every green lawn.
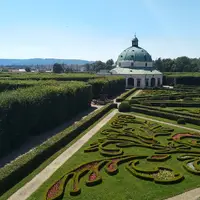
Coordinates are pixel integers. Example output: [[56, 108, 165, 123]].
[[158, 107, 200, 115], [0, 108, 115, 200], [28, 113, 200, 200], [138, 89, 178, 97]]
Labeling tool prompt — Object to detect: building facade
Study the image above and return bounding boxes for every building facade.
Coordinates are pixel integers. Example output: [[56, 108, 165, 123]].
[[110, 36, 163, 88]]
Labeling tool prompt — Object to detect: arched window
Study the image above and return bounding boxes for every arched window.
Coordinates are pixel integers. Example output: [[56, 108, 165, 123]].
[[127, 78, 134, 87], [151, 78, 156, 87]]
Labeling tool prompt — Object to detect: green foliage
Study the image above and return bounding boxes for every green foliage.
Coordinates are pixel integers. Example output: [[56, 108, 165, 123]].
[[141, 101, 152, 106], [154, 57, 200, 72], [131, 105, 200, 126], [0, 103, 116, 196], [25, 67, 31, 72], [116, 88, 137, 102], [184, 97, 193, 101], [118, 102, 131, 112], [0, 72, 97, 81], [0, 82, 92, 158], [88, 77, 125, 98], [160, 103, 167, 108], [0, 80, 60, 92], [177, 118, 186, 125], [53, 63, 64, 73], [129, 99, 140, 104]]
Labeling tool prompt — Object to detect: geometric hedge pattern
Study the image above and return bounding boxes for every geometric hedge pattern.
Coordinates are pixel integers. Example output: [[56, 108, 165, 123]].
[[46, 114, 200, 200]]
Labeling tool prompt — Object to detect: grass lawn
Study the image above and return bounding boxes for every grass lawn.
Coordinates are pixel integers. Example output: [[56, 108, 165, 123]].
[[131, 111, 200, 131], [0, 108, 115, 200], [28, 113, 200, 200], [137, 89, 178, 97], [157, 107, 200, 115]]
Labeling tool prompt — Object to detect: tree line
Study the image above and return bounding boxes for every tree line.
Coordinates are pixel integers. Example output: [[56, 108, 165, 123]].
[[53, 59, 114, 73], [154, 57, 200, 72]]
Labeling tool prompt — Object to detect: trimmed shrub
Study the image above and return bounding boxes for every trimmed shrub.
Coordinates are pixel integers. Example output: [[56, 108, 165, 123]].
[[116, 88, 137, 102], [129, 99, 140, 105], [118, 102, 131, 112], [184, 97, 193, 101], [130, 105, 200, 126], [0, 103, 116, 195], [0, 73, 97, 81], [88, 77, 125, 99], [160, 104, 166, 108], [141, 101, 152, 106], [0, 82, 92, 158], [177, 118, 186, 125]]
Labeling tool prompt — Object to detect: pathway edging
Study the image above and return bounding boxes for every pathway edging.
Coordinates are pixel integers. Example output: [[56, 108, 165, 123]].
[[8, 110, 117, 200]]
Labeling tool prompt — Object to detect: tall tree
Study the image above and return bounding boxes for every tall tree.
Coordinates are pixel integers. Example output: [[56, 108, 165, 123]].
[[53, 63, 64, 73], [106, 59, 114, 70]]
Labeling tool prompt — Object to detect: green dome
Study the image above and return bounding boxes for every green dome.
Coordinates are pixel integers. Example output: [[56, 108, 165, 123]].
[[117, 37, 152, 63]]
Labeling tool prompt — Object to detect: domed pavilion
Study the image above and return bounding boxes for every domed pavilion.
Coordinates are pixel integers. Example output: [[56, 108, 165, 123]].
[[110, 36, 163, 88]]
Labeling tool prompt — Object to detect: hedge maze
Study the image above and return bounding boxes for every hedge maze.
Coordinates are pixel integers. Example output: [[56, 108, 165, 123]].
[[46, 114, 200, 200]]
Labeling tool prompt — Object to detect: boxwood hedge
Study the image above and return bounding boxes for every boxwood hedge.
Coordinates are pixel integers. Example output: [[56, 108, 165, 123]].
[[0, 103, 117, 196], [88, 77, 125, 98], [131, 106, 200, 126], [0, 81, 92, 158], [116, 88, 137, 102]]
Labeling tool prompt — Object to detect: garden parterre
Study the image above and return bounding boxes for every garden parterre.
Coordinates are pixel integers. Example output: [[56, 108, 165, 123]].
[[27, 113, 200, 200]]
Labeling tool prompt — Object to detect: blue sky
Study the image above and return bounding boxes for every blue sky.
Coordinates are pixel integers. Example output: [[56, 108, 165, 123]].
[[0, 0, 200, 61]]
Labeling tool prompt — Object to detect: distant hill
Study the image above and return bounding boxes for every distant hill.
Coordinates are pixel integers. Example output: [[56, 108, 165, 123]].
[[0, 58, 93, 66]]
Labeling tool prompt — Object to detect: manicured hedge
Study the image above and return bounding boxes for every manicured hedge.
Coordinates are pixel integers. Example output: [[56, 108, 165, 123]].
[[0, 80, 60, 92], [130, 103, 200, 119], [88, 77, 125, 98], [0, 82, 92, 158], [118, 101, 131, 112], [116, 88, 137, 102], [130, 106, 200, 126], [0, 103, 117, 196], [0, 73, 97, 81], [136, 100, 200, 107]]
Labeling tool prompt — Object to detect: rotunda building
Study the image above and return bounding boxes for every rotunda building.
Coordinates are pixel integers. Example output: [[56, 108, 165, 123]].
[[110, 36, 163, 88]]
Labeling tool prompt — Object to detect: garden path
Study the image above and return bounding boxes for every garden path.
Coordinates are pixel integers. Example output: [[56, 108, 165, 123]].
[[7, 110, 118, 200], [165, 187, 200, 200]]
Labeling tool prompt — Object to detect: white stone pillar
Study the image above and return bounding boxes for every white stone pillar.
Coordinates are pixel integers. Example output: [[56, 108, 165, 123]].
[[160, 77, 163, 86], [142, 77, 146, 88], [155, 78, 158, 87], [148, 78, 151, 88], [134, 78, 137, 88], [125, 77, 128, 88]]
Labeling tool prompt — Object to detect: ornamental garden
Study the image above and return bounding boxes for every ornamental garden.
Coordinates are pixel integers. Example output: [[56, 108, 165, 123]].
[[0, 73, 200, 200], [35, 113, 200, 200]]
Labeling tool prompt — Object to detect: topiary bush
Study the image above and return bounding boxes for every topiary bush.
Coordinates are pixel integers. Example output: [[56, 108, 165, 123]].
[[177, 118, 186, 125], [118, 102, 131, 112]]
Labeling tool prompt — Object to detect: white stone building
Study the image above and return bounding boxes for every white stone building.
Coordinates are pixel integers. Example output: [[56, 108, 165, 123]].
[[110, 36, 163, 88]]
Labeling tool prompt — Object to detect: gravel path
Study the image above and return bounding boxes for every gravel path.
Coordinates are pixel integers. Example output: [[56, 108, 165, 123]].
[[8, 110, 118, 200], [165, 188, 200, 200]]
